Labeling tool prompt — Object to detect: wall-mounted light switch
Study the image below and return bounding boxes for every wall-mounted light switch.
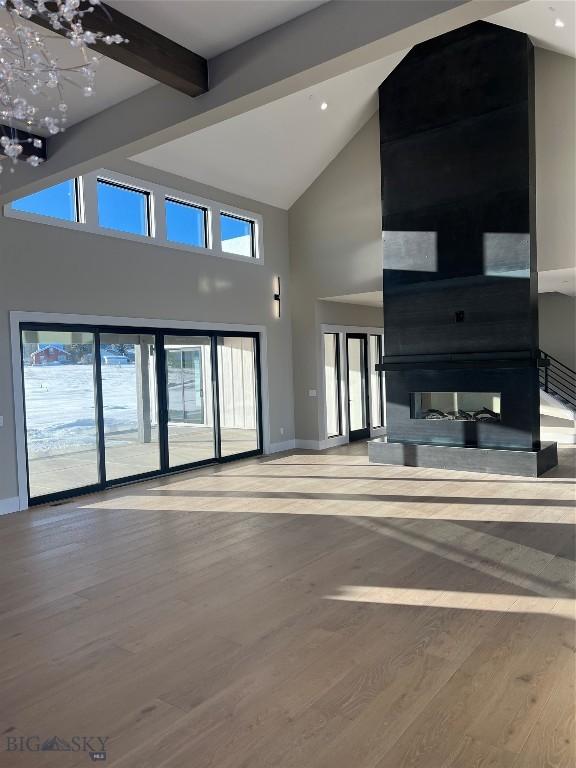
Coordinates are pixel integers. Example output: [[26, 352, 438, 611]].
[[308, 389, 317, 397]]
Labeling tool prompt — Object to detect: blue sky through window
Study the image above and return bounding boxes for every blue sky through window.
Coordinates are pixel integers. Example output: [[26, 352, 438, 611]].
[[166, 199, 206, 247], [221, 213, 254, 257], [97, 179, 149, 236], [12, 176, 257, 259], [12, 180, 77, 221]]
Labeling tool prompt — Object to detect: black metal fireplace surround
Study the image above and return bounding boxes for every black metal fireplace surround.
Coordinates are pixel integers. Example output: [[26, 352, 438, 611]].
[[369, 21, 557, 476]]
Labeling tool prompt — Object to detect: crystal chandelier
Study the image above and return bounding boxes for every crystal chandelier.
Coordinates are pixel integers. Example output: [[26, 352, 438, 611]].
[[0, 0, 125, 173]]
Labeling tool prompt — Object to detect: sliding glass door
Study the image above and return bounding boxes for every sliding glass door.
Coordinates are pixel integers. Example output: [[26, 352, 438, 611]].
[[164, 335, 215, 468], [346, 334, 370, 441], [369, 334, 385, 429], [217, 336, 259, 457], [100, 332, 160, 481], [323, 333, 342, 438], [21, 328, 100, 499], [20, 324, 262, 504]]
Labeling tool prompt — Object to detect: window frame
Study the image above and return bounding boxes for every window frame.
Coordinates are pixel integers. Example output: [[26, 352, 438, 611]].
[[320, 325, 386, 445], [369, 333, 385, 429], [220, 210, 257, 260], [8, 177, 82, 225], [96, 176, 152, 238], [4, 169, 264, 264], [323, 332, 343, 439], [17, 319, 264, 507], [165, 196, 209, 250]]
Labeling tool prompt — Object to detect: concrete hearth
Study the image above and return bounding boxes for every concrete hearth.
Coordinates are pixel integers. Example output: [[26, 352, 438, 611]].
[[368, 438, 558, 478]]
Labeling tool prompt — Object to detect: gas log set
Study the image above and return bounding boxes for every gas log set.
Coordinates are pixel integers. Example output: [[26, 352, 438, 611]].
[[421, 407, 500, 422]]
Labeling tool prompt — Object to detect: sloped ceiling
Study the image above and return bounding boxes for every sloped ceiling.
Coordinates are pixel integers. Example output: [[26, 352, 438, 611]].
[[132, 52, 408, 209], [132, 0, 574, 210], [488, 0, 575, 57]]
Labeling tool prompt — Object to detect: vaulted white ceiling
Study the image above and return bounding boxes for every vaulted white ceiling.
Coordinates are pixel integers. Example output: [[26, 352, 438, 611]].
[[132, 51, 407, 209], [131, 0, 575, 210], [489, 0, 575, 57], [3, 0, 574, 202]]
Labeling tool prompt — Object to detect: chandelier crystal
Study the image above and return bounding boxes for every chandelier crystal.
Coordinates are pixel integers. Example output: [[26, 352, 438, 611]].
[[0, 0, 126, 173]]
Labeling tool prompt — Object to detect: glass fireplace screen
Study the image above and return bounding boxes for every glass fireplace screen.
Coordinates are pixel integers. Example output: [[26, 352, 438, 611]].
[[411, 392, 501, 422]]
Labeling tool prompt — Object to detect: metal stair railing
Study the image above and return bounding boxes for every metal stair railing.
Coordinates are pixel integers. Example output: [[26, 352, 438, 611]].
[[539, 350, 576, 410]]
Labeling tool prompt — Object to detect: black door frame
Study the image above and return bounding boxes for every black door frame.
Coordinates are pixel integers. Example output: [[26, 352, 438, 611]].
[[19, 321, 264, 506], [345, 332, 371, 441], [369, 333, 385, 429]]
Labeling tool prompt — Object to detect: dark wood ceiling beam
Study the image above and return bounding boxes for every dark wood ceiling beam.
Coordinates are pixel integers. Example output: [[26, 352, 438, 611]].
[[23, 1, 208, 98]]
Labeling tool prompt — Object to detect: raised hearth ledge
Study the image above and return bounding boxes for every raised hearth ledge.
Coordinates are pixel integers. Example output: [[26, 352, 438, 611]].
[[368, 439, 558, 477]]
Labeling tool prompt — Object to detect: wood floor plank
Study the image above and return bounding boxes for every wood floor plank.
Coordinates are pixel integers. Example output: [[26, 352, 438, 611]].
[[0, 443, 573, 768]]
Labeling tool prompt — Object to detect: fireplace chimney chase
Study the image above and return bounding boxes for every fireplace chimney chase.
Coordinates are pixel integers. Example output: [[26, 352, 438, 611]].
[[368, 21, 557, 476]]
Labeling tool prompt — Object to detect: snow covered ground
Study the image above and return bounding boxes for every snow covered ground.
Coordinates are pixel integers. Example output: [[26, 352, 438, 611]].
[[24, 365, 141, 458]]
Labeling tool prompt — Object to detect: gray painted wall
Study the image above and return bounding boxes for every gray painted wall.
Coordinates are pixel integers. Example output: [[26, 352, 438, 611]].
[[0, 160, 294, 504], [535, 48, 576, 272], [538, 293, 576, 371], [289, 116, 383, 442], [318, 302, 383, 327]]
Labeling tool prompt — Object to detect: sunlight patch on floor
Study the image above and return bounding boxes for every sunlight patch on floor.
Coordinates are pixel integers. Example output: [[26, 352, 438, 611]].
[[324, 586, 575, 620]]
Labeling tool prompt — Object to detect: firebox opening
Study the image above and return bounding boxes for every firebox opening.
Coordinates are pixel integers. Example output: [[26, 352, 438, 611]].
[[411, 392, 501, 423]]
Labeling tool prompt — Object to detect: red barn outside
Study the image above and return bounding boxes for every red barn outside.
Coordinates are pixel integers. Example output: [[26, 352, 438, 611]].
[[30, 345, 72, 366]]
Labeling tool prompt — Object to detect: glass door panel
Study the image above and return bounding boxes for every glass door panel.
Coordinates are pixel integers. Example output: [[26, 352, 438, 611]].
[[164, 335, 215, 467], [324, 333, 342, 438], [21, 328, 99, 499], [100, 332, 160, 481], [217, 336, 259, 457], [369, 334, 384, 428], [346, 334, 370, 441]]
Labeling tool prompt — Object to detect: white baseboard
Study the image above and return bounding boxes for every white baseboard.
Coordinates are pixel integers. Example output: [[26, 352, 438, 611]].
[[0, 497, 20, 516], [267, 440, 296, 454]]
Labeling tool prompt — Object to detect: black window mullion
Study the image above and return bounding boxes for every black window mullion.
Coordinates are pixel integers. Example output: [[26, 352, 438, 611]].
[[19, 329, 32, 503], [335, 334, 343, 437], [156, 333, 169, 472], [371, 334, 385, 429], [73, 178, 81, 223], [203, 208, 209, 248], [362, 335, 371, 430], [254, 334, 264, 451], [93, 333, 106, 488], [379, 335, 385, 429], [250, 220, 256, 259], [212, 336, 222, 460]]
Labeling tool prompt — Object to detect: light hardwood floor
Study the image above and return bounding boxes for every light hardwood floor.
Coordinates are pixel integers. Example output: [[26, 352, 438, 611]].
[[1, 443, 575, 767]]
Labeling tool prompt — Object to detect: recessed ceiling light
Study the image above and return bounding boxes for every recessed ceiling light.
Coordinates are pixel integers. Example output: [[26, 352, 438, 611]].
[[554, 17, 565, 27], [320, 101, 328, 111]]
